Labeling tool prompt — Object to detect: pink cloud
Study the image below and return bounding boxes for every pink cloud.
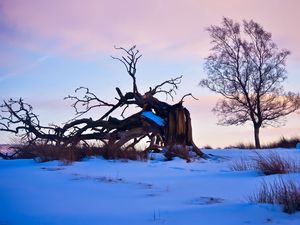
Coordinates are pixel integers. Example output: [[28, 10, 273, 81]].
[[1, 0, 300, 60]]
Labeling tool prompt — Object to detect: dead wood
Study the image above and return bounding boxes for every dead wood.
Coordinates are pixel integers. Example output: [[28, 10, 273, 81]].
[[0, 46, 204, 160]]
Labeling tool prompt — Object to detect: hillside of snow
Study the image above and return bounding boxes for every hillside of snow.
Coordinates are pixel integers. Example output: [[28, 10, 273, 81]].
[[1, 149, 300, 225]]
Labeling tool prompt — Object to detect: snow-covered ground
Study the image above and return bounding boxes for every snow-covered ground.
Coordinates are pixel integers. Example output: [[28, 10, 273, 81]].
[[1, 149, 300, 225]]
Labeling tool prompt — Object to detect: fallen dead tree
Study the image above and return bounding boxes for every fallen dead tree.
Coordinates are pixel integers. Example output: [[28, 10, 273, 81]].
[[0, 46, 204, 160]]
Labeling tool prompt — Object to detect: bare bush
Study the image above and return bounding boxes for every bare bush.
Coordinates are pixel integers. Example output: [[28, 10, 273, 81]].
[[249, 178, 300, 214], [253, 151, 300, 175]]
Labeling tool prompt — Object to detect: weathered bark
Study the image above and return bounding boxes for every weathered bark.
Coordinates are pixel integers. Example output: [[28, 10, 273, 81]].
[[164, 103, 204, 159], [166, 104, 187, 145]]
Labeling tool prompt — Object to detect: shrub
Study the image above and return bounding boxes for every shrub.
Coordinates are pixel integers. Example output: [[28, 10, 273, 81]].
[[249, 178, 300, 214]]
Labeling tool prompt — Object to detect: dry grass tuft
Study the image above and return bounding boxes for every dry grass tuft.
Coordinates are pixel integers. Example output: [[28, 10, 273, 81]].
[[229, 151, 300, 174], [253, 151, 300, 175], [249, 178, 300, 214]]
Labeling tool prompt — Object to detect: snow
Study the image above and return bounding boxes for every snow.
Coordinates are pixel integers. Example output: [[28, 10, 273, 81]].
[[141, 111, 166, 126], [1, 149, 300, 225]]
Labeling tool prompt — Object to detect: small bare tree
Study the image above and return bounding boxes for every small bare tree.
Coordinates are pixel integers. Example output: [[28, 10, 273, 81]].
[[200, 18, 300, 148]]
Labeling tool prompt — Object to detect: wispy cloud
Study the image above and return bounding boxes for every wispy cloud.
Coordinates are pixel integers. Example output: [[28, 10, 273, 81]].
[[1, 0, 300, 59], [0, 55, 49, 82]]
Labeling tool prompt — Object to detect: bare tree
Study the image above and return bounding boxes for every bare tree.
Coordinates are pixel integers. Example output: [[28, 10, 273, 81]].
[[200, 18, 300, 148], [0, 46, 204, 160]]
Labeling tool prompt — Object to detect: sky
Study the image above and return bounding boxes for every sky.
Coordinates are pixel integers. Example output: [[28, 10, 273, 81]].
[[0, 0, 299, 147]]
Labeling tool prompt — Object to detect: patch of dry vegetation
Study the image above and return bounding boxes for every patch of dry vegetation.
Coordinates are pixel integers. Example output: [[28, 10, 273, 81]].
[[7, 142, 148, 164], [226, 142, 256, 149], [264, 136, 300, 149], [227, 136, 300, 149], [101, 144, 148, 161], [230, 151, 300, 175], [249, 178, 300, 214], [16, 144, 103, 164], [253, 151, 300, 175]]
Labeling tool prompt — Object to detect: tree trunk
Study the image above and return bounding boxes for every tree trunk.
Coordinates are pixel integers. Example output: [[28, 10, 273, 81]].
[[254, 125, 261, 149], [166, 106, 187, 145], [164, 104, 204, 160]]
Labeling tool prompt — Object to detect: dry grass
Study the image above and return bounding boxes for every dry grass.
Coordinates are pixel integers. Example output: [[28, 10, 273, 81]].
[[249, 178, 300, 214], [15, 144, 103, 164], [264, 136, 300, 149], [101, 144, 148, 161], [253, 151, 300, 175], [229, 151, 300, 175], [226, 142, 256, 149], [229, 151, 300, 176], [226, 136, 300, 149], [11, 142, 148, 163]]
